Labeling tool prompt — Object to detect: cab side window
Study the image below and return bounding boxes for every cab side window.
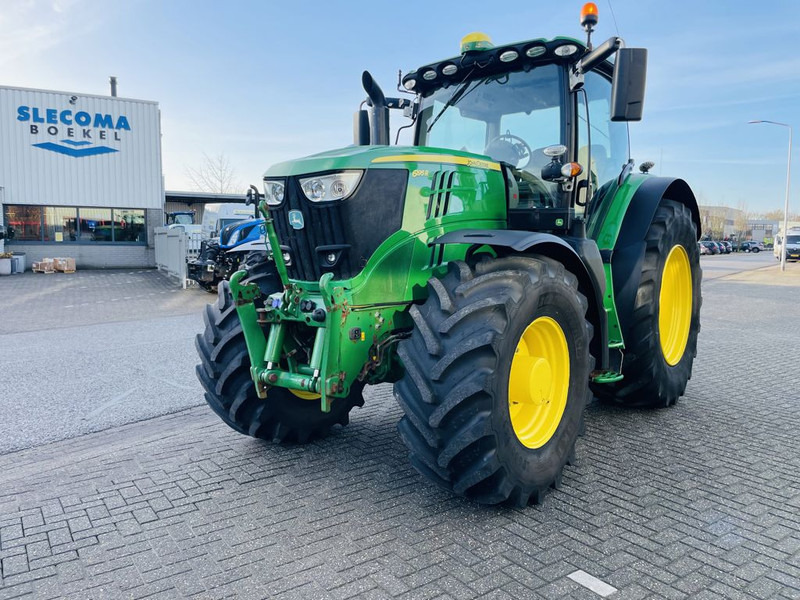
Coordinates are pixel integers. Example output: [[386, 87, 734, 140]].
[[576, 71, 629, 210]]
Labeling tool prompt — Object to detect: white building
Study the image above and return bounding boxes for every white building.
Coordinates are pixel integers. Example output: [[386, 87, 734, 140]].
[[0, 84, 163, 268]]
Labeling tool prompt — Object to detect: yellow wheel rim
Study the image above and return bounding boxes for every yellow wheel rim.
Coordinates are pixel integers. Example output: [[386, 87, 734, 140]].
[[659, 244, 692, 366], [289, 389, 321, 400], [508, 316, 570, 449]]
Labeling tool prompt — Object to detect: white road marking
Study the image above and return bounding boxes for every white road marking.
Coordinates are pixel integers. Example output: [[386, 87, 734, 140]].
[[83, 389, 137, 420], [568, 570, 617, 597], [152, 376, 197, 391]]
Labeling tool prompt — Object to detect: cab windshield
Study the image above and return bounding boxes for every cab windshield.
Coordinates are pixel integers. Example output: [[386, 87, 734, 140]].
[[417, 64, 563, 205]]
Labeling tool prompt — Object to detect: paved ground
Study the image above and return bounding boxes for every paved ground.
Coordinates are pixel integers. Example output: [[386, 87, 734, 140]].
[[697, 251, 775, 281], [0, 262, 799, 599], [0, 270, 210, 453]]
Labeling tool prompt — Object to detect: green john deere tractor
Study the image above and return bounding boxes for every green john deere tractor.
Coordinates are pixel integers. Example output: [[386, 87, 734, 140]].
[[196, 6, 702, 506]]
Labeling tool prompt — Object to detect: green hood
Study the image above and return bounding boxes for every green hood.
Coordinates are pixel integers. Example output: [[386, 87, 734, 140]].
[[263, 145, 500, 178]]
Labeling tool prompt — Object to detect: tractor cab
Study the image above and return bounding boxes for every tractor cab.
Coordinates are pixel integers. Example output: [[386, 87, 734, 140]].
[[365, 15, 646, 235]]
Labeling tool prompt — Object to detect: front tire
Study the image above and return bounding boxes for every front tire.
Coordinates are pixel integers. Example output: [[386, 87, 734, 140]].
[[592, 198, 701, 408], [393, 256, 592, 506], [195, 259, 363, 443]]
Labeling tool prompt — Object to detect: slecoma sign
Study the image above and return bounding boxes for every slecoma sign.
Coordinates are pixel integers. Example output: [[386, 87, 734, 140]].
[[16, 105, 131, 157]]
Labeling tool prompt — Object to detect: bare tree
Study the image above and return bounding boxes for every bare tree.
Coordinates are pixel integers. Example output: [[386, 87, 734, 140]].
[[761, 208, 785, 221], [185, 153, 242, 194], [734, 202, 750, 242]]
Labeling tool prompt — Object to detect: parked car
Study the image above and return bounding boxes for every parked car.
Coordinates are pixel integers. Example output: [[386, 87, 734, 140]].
[[720, 241, 733, 254], [699, 242, 711, 255], [774, 230, 800, 261], [739, 241, 763, 253], [701, 241, 718, 255]]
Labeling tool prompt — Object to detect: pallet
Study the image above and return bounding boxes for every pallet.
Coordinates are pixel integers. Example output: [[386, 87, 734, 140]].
[[33, 267, 55, 274]]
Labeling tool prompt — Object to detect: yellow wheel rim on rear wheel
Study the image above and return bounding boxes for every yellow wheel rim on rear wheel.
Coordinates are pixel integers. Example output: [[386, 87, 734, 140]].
[[659, 244, 692, 366], [508, 316, 570, 449]]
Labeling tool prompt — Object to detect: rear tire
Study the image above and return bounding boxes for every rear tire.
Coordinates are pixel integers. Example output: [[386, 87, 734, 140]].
[[592, 199, 701, 408], [393, 256, 592, 506], [195, 260, 363, 443]]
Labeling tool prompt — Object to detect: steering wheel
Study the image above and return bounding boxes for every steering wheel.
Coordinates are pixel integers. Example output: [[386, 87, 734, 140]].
[[484, 133, 533, 170]]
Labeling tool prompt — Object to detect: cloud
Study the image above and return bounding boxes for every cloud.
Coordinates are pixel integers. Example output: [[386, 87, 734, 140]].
[[0, 0, 98, 69]]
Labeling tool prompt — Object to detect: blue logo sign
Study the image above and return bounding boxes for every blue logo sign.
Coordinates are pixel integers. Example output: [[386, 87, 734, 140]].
[[16, 105, 130, 158], [288, 210, 305, 230], [32, 140, 118, 157]]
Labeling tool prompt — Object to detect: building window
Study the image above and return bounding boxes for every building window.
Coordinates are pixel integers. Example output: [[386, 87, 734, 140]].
[[3, 205, 42, 241], [114, 209, 146, 242], [78, 208, 113, 242], [44, 207, 78, 242], [2, 205, 146, 244]]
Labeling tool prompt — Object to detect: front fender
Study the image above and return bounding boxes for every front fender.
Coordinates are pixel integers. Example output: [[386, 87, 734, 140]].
[[433, 229, 609, 370]]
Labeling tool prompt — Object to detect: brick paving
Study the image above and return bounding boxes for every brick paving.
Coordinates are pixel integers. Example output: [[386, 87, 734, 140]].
[[1, 267, 799, 599]]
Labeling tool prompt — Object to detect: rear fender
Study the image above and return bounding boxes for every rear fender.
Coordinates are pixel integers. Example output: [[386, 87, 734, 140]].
[[611, 177, 700, 343], [433, 229, 608, 370]]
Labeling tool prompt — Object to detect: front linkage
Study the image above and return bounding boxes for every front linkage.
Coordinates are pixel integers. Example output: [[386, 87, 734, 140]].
[[228, 199, 406, 413]]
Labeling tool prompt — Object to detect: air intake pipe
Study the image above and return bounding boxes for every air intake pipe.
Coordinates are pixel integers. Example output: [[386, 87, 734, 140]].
[[361, 71, 389, 145]]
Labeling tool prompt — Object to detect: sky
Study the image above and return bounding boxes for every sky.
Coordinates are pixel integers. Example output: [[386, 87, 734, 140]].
[[2, 0, 799, 215]]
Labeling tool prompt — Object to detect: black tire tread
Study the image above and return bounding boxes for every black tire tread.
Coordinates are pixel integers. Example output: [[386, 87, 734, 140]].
[[394, 256, 593, 506], [196, 253, 363, 443]]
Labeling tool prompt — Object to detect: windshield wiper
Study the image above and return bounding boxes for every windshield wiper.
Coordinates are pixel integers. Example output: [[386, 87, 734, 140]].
[[426, 72, 482, 133]]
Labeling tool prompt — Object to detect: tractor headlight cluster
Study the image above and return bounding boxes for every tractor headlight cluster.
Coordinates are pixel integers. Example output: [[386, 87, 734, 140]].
[[263, 180, 285, 206], [299, 171, 363, 203]]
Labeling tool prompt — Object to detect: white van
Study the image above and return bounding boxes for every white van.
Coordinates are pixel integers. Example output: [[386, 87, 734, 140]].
[[201, 203, 257, 239], [774, 227, 800, 261]]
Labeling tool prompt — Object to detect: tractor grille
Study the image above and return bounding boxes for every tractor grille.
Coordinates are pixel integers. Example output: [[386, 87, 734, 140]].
[[269, 169, 408, 281]]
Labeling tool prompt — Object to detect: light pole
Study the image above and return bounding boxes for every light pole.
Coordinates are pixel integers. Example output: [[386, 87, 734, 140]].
[[749, 120, 792, 272]]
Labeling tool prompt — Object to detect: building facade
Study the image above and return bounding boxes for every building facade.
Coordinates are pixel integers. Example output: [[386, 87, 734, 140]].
[[0, 85, 163, 268]]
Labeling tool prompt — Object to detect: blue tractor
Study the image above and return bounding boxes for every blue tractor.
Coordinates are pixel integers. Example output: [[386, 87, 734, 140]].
[[187, 218, 266, 292]]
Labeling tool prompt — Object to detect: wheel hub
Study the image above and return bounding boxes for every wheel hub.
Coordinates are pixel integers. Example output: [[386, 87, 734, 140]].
[[508, 316, 569, 449], [659, 245, 692, 366]]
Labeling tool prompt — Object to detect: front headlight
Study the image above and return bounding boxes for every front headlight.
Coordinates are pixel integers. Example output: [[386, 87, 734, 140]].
[[263, 179, 285, 206], [299, 171, 363, 203], [227, 229, 241, 245]]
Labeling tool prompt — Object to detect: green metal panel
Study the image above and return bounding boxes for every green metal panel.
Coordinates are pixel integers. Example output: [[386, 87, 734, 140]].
[[587, 173, 650, 251], [234, 146, 507, 410], [585, 172, 650, 369]]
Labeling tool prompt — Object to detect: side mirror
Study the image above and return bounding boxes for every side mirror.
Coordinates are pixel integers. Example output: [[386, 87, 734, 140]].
[[611, 48, 647, 121], [246, 185, 261, 206]]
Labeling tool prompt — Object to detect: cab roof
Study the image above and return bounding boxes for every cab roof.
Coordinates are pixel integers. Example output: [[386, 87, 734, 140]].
[[403, 36, 610, 95]]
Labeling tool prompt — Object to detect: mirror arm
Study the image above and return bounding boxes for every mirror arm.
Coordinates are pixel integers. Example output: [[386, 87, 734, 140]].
[[577, 36, 624, 74]]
